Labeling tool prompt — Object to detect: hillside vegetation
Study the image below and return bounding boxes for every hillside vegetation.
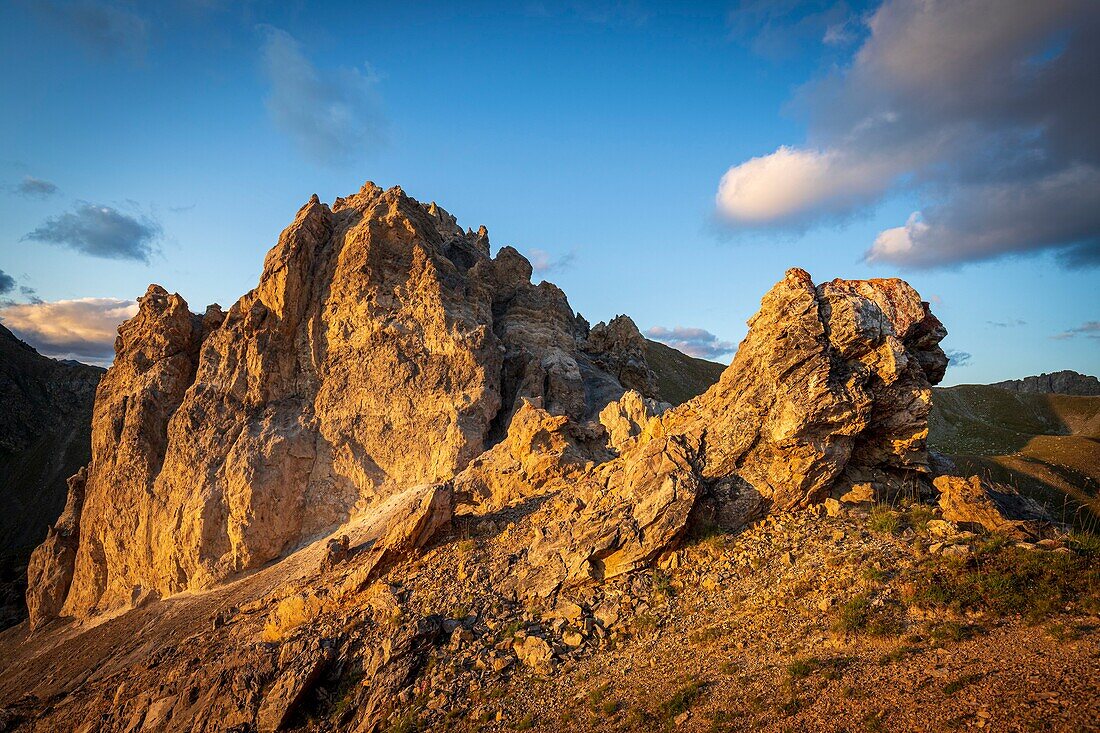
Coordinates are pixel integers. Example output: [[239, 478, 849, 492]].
[[644, 339, 726, 405], [929, 385, 1100, 528]]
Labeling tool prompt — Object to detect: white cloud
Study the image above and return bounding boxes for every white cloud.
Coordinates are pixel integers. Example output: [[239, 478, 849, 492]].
[[716, 146, 894, 227], [527, 248, 575, 276], [260, 27, 386, 166], [646, 326, 736, 360], [717, 0, 1100, 268], [0, 297, 137, 364]]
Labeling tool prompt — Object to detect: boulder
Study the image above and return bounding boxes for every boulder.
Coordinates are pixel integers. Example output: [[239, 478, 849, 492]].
[[598, 390, 670, 453], [934, 474, 1050, 539]]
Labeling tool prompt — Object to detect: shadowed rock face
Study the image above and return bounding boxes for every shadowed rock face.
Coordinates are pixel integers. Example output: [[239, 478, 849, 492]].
[[44, 184, 650, 622], [0, 325, 101, 629]]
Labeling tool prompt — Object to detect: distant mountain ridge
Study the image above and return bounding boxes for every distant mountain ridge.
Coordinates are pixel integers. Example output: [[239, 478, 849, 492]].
[[990, 370, 1100, 396], [0, 324, 101, 628]]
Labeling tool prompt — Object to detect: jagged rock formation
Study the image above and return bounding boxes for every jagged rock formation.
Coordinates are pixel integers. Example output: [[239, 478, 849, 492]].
[[506, 269, 948, 595], [990, 370, 1100, 396], [583, 315, 659, 399], [25, 185, 949, 639], [35, 184, 657, 624], [25, 183, 1076, 733], [661, 270, 947, 512], [0, 325, 101, 628]]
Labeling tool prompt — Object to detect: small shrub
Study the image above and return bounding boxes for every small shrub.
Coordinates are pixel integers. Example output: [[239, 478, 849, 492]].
[[586, 683, 611, 713], [689, 625, 726, 645], [862, 565, 889, 583], [927, 621, 976, 644], [652, 569, 676, 599], [861, 710, 888, 731], [787, 656, 852, 680], [786, 657, 819, 679], [386, 711, 420, 733], [660, 679, 706, 721], [903, 540, 1100, 620], [878, 644, 922, 665], [942, 672, 982, 695], [905, 505, 936, 533], [836, 593, 904, 636], [868, 505, 902, 535], [1067, 531, 1100, 556]]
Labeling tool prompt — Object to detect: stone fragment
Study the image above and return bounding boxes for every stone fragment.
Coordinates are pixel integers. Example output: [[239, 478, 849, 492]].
[[934, 475, 1049, 539], [513, 635, 554, 669], [256, 642, 333, 732]]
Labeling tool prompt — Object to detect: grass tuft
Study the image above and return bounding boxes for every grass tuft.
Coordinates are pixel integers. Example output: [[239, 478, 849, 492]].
[[868, 505, 902, 535]]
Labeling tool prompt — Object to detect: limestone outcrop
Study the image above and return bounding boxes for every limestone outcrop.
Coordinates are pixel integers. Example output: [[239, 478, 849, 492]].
[[505, 268, 947, 595], [25, 468, 86, 629], [36, 184, 650, 624], [10, 183, 984, 733], [27, 184, 949, 631], [660, 269, 946, 517]]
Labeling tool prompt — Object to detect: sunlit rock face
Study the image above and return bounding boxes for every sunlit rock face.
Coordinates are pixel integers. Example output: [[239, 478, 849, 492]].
[[47, 184, 653, 620], [32, 183, 946, 625], [660, 268, 947, 523], [506, 268, 948, 595]]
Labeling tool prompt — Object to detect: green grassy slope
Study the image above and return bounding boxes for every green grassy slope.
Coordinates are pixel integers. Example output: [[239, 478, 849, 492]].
[[929, 385, 1100, 528], [644, 339, 726, 406]]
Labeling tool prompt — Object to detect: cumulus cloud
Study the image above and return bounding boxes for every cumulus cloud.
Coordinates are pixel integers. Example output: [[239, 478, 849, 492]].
[[717, 0, 1100, 268], [527, 248, 575, 276], [645, 326, 736, 360], [716, 146, 895, 228], [0, 270, 14, 296], [260, 27, 386, 166], [23, 203, 161, 261], [12, 176, 59, 198], [945, 349, 972, 367], [1051, 321, 1100, 340], [0, 297, 137, 364], [37, 0, 148, 61]]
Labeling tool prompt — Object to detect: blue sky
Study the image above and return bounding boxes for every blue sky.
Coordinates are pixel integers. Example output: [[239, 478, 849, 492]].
[[0, 0, 1096, 383]]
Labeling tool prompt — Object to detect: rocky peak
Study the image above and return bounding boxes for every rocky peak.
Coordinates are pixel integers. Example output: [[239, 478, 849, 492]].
[[991, 370, 1100, 396], [26, 186, 952, 637], [31, 183, 660, 624], [584, 314, 660, 399]]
